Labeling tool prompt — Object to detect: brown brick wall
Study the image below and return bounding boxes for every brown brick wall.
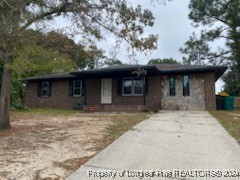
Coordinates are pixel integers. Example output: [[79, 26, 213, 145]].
[[146, 76, 161, 110], [86, 79, 101, 105], [204, 72, 216, 110], [24, 74, 216, 111], [86, 77, 161, 108], [24, 80, 84, 108], [85, 78, 144, 105], [25, 76, 162, 111], [111, 78, 143, 105]]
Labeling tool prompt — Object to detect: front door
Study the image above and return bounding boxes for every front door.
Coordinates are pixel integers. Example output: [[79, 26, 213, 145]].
[[101, 78, 112, 104]]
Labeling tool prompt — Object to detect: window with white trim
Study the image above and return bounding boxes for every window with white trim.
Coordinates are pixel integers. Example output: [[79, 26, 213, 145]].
[[123, 78, 143, 96], [73, 80, 82, 96], [41, 81, 49, 97]]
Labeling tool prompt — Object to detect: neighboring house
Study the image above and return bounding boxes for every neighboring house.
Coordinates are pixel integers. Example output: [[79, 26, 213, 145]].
[[23, 64, 227, 111]]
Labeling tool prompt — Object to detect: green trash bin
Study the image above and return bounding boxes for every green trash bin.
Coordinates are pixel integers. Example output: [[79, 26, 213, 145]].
[[225, 96, 235, 110]]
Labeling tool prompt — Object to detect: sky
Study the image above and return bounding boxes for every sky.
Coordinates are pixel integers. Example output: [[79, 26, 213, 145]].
[[94, 0, 193, 64], [49, 0, 224, 93], [98, 0, 224, 92]]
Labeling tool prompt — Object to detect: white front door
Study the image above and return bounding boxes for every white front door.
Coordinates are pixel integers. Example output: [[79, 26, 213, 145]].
[[101, 78, 112, 104]]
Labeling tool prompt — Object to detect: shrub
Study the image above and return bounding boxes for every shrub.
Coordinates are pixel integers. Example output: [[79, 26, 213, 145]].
[[73, 102, 84, 110], [152, 109, 159, 113]]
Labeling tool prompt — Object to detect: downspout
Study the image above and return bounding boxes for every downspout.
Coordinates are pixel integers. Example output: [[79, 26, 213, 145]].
[[143, 75, 146, 106], [143, 70, 147, 106], [84, 81, 87, 105]]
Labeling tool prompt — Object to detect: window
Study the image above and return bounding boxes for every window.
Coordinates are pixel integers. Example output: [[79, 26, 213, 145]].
[[169, 76, 175, 96], [133, 79, 143, 95], [123, 78, 143, 96], [41, 81, 49, 97], [123, 79, 133, 95], [183, 75, 190, 96], [38, 81, 51, 97], [73, 80, 82, 96]]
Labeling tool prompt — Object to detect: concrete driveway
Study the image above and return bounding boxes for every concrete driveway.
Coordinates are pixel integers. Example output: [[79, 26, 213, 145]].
[[67, 111, 240, 180]]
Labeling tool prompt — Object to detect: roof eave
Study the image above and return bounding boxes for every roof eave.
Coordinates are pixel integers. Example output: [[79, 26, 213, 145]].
[[70, 66, 157, 76], [22, 75, 75, 82], [214, 66, 228, 80], [159, 66, 227, 81]]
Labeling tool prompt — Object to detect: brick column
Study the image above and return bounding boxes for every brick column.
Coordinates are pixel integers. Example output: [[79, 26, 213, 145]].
[[204, 72, 216, 110]]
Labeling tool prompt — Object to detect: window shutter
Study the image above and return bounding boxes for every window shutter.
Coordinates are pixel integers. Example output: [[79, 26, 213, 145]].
[[48, 81, 52, 97], [69, 80, 73, 96], [145, 76, 148, 95], [117, 78, 122, 96], [82, 79, 86, 96], [37, 82, 42, 97]]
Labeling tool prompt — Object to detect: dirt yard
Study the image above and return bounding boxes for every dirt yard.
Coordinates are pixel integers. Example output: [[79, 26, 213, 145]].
[[0, 109, 149, 180]]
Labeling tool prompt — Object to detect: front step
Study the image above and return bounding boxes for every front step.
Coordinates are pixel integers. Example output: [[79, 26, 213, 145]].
[[83, 105, 104, 112]]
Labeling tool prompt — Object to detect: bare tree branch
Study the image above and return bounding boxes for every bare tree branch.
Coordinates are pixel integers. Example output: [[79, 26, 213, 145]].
[[19, 2, 71, 33]]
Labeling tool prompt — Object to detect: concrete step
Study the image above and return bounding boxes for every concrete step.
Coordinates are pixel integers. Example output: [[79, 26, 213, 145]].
[[83, 105, 104, 112]]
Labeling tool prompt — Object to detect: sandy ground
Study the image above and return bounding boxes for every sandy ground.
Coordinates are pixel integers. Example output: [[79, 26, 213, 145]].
[[0, 112, 115, 180]]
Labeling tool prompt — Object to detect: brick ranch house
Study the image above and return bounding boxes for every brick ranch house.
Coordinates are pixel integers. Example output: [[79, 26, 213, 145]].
[[23, 64, 227, 111]]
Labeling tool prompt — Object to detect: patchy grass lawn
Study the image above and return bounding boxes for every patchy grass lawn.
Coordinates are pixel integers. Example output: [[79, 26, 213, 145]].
[[210, 110, 240, 144], [0, 108, 150, 179]]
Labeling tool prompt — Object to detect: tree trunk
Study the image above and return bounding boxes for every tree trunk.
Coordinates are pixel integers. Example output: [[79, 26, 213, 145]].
[[0, 42, 14, 130]]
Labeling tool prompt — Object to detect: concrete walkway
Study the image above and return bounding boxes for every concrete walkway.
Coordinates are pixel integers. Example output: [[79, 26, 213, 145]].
[[67, 111, 240, 180]]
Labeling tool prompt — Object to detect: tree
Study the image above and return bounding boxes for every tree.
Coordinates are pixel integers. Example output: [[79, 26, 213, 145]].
[[180, 32, 211, 65], [103, 58, 123, 67], [0, 0, 167, 130], [33, 31, 104, 69], [223, 66, 240, 96], [12, 43, 77, 110], [180, 0, 240, 95], [20, 30, 104, 70], [0, 30, 80, 111], [181, 0, 239, 66], [77, 46, 105, 69], [148, 58, 179, 65], [13, 43, 77, 77]]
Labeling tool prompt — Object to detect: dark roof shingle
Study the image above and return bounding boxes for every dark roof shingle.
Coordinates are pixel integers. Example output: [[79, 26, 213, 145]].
[[22, 73, 75, 81], [22, 64, 227, 81]]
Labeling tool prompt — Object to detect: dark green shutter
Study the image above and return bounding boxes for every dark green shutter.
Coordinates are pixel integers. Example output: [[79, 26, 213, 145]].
[[37, 82, 42, 97], [145, 77, 148, 95], [69, 80, 73, 96], [48, 81, 52, 97], [82, 79, 86, 96], [117, 78, 122, 96]]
